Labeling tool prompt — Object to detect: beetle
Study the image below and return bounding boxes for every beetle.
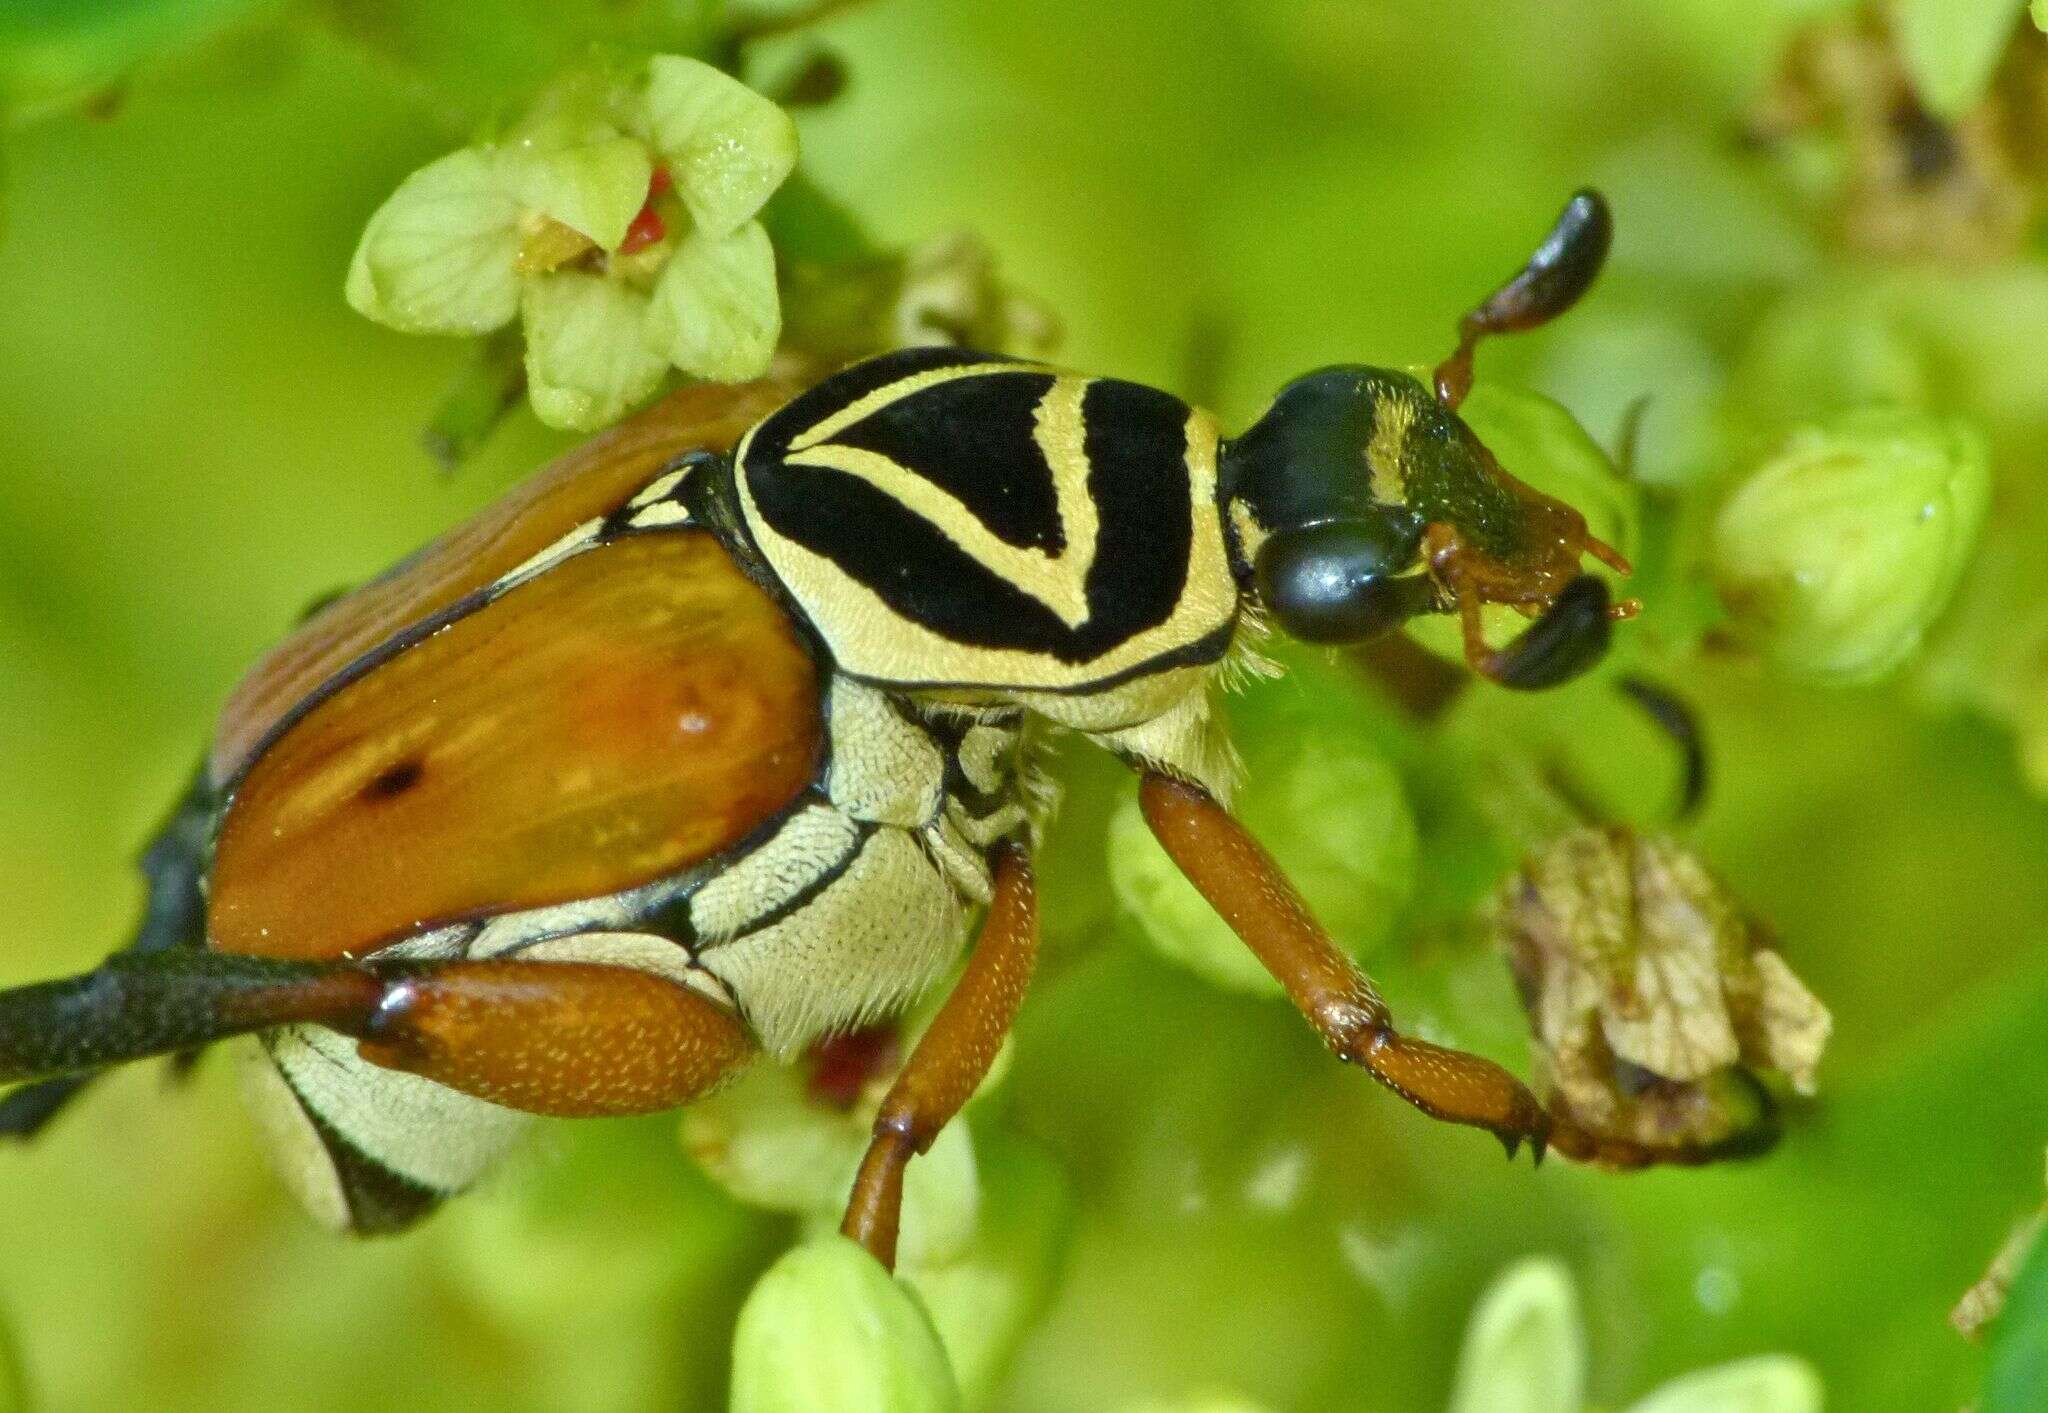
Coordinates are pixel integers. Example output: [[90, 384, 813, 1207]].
[[0, 190, 1627, 1266]]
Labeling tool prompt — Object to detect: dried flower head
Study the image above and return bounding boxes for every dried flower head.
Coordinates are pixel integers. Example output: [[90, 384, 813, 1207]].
[[1492, 828, 1832, 1166]]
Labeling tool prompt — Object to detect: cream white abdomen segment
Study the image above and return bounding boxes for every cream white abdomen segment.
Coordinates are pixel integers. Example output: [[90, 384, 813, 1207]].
[[689, 803, 864, 939], [699, 826, 966, 1058], [246, 1024, 533, 1223]]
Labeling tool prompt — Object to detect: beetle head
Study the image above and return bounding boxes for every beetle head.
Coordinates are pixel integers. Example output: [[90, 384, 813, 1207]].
[[1218, 189, 1634, 690]]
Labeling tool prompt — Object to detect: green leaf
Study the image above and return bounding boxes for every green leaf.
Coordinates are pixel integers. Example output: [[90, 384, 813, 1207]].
[[644, 219, 782, 381], [520, 270, 666, 430], [2036, 0, 2047, 33], [0, 0, 274, 125], [1985, 1228, 2048, 1412], [731, 1236, 963, 1413], [345, 147, 522, 336], [1446, 1259, 1586, 1413], [1627, 1356, 1824, 1413], [634, 54, 798, 238], [1895, 0, 2028, 119]]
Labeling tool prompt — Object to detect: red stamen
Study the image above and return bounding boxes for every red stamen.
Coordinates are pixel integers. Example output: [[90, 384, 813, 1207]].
[[620, 203, 667, 256], [617, 169, 673, 256]]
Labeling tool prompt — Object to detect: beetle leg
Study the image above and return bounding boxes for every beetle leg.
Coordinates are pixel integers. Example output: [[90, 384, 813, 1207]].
[[0, 760, 218, 1138], [842, 842, 1038, 1270], [0, 951, 384, 1085], [354, 960, 754, 1118], [1138, 773, 1549, 1158]]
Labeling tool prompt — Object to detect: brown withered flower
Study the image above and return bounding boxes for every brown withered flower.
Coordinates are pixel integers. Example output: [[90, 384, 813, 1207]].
[[1746, 9, 2048, 263], [1492, 828, 1832, 1168]]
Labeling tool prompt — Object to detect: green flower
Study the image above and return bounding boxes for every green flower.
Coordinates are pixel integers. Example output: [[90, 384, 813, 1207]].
[[1449, 1259, 1823, 1413], [346, 55, 796, 430], [1709, 407, 1990, 683], [731, 1236, 962, 1413]]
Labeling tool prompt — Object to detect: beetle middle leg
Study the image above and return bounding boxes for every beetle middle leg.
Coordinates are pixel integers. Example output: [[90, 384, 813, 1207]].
[[841, 841, 1038, 1270], [1138, 773, 1549, 1156]]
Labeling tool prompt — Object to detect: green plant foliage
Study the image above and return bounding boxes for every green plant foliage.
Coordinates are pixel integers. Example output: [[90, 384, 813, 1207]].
[[2, 2, 2047, 1411]]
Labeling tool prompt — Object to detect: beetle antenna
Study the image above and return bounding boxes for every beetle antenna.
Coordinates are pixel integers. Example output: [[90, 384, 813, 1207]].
[[1434, 188, 1613, 411], [0, 952, 383, 1086]]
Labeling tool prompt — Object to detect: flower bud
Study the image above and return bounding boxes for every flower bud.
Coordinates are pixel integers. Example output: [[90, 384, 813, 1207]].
[[1709, 408, 1990, 683], [731, 1236, 962, 1413], [1493, 829, 1832, 1162], [1108, 727, 1416, 996]]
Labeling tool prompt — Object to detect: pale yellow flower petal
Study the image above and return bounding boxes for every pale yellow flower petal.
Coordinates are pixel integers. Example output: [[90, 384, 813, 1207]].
[[644, 220, 782, 382], [497, 134, 652, 253], [1625, 1355, 1823, 1413], [346, 148, 522, 335], [1447, 1259, 1586, 1413], [635, 55, 798, 238], [521, 272, 668, 431]]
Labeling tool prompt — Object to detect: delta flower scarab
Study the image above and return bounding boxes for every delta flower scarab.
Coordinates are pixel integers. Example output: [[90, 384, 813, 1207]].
[[0, 192, 1633, 1263]]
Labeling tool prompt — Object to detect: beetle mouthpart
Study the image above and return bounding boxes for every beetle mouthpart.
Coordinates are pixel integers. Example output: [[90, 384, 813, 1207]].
[[1474, 574, 1616, 691]]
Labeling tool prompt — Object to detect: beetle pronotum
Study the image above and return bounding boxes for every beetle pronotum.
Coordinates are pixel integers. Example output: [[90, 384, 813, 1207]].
[[0, 191, 1629, 1265]]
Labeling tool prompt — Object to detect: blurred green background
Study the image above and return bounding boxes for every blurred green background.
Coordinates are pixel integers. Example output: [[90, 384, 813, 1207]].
[[2, 0, 2047, 1409]]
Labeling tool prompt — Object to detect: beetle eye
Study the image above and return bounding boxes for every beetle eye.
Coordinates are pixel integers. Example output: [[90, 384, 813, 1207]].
[[1254, 516, 1427, 644]]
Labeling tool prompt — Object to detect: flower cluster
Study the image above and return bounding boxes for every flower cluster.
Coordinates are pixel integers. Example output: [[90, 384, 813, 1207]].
[[347, 55, 797, 430]]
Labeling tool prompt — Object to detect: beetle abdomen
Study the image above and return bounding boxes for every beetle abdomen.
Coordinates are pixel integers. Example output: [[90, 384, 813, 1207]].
[[733, 346, 1241, 695], [209, 531, 823, 961]]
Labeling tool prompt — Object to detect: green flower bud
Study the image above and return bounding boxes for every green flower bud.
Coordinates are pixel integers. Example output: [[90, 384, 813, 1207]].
[[900, 1131, 1074, 1407], [731, 1236, 962, 1413], [1627, 1356, 1823, 1413], [1448, 1258, 1586, 1413], [1108, 731, 1416, 996], [1710, 408, 1990, 683]]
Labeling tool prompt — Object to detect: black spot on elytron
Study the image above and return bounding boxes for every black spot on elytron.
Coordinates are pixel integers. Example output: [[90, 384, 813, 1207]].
[[361, 760, 424, 801]]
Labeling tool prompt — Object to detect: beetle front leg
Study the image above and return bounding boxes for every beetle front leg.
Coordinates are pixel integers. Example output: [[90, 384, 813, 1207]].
[[1138, 773, 1549, 1157], [354, 959, 755, 1117], [842, 842, 1038, 1270]]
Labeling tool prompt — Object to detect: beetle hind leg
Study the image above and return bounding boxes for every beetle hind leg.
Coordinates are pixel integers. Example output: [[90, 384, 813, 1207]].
[[0, 761, 218, 1139], [1138, 772, 1550, 1158]]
